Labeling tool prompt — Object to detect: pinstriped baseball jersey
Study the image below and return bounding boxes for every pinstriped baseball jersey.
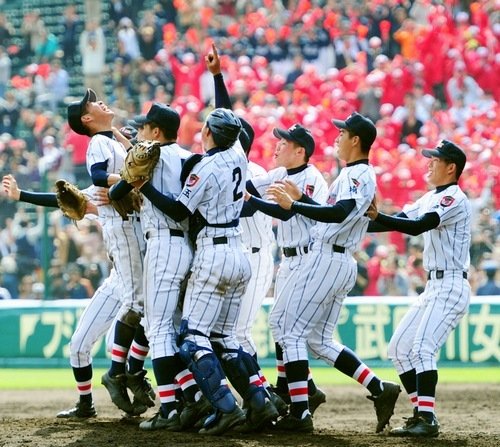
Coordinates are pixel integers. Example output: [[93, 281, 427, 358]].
[[178, 143, 247, 238], [141, 142, 192, 234], [402, 184, 471, 271], [86, 134, 129, 219], [311, 163, 376, 251], [251, 164, 328, 248], [240, 161, 274, 249]]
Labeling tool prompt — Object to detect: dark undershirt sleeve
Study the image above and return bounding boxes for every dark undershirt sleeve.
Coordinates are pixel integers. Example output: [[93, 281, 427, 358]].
[[372, 211, 440, 236], [90, 161, 109, 187], [290, 199, 356, 223], [108, 180, 133, 200], [19, 191, 58, 208], [246, 180, 261, 198], [368, 212, 407, 232], [214, 73, 232, 109], [247, 195, 295, 221], [298, 193, 320, 205], [139, 182, 190, 221]]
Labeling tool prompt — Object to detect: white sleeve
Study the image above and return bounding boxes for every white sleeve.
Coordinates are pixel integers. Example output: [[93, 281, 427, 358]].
[[178, 161, 211, 213]]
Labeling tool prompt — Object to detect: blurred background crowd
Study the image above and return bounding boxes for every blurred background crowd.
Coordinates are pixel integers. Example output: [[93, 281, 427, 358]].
[[0, 0, 498, 300]]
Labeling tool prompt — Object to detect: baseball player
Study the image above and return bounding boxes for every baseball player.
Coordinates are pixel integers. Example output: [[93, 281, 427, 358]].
[[205, 44, 286, 417], [268, 112, 400, 433], [367, 140, 471, 437], [67, 89, 151, 414], [132, 108, 278, 435], [108, 103, 212, 431], [1, 175, 151, 418], [244, 122, 329, 413]]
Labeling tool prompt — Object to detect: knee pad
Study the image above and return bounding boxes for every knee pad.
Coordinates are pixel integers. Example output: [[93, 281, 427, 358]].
[[179, 340, 236, 413], [119, 309, 142, 328]]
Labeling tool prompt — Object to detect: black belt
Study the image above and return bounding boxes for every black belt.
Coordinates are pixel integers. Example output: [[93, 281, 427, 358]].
[[213, 236, 228, 245], [123, 216, 140, 222], [283, 246, 309, 257], [428, 270, 467, 280], [146, 229, 184, 239], [331, 244, 345, 253], [252, 247, 260, 253]]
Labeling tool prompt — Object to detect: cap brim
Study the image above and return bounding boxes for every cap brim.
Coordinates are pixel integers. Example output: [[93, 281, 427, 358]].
[[273, 128, 292, 140], [332, 118, 348, 129], [84, 88, 97, 104], [129, 115, 148, 128], [422, 149, 441, 159]]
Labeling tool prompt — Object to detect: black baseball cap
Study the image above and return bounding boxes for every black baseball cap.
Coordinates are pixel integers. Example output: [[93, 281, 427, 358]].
[[273, 124, 315, 157], [67, 88, 97, 135], [130, 103, 180, 133], [422, 140, 466, 175], [332, 112, 377, 151], [238, 116, 255, 154]]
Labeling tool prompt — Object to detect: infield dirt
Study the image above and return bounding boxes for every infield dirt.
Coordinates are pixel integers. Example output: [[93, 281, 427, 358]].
[[1, 383, 499, 447]]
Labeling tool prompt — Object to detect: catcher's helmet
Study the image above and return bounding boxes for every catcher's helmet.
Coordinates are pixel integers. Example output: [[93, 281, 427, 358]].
[[206, 108, 242, 148]]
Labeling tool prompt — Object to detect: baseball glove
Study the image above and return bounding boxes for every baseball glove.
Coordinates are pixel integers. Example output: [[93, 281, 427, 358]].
[[55, 179, 88, 221], [120, 140, 161, 184], [110, 188, 143, 220]]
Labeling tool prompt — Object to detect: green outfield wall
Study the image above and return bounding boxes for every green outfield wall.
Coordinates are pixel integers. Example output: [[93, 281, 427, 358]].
[[0, 297, 499, 368]]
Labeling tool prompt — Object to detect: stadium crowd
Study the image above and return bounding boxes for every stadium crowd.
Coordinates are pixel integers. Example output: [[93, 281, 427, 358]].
[[0, 0, 498, 300]]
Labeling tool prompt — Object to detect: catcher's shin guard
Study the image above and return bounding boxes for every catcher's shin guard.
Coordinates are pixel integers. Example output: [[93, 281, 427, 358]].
[[179, 340, 236, 414]]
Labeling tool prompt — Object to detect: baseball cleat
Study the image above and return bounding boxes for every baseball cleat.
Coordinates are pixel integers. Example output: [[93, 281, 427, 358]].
[[56, 400, 96, 419], [101, 372, 134, 414], [179, 395, 213, 429], [139, 410, 182, 431], [268, 388, 289, 416], [390, 415, 440, 437], [367, 381, 401, 433], [275, 413, 314, 433], [198, 406, 246, 435], [126, 370, 156, 408], [242, 398, 280, 432], [309, 388, 326, 416]]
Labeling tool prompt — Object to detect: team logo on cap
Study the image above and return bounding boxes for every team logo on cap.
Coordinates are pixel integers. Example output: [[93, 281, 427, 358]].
[[305, 184, 315, 197], [187, 174, 200, 187], [440, 196, 455, 207], [289, 124, 300, 132]]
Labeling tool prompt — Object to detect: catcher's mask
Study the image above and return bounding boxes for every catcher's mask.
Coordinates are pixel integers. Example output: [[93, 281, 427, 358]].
[[67, 88, 97, 136]]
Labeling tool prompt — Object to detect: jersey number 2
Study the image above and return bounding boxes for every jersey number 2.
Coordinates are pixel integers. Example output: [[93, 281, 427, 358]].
[[232, 167, 243, 201]]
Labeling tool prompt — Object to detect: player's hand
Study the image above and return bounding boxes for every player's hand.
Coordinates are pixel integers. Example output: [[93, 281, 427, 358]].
[[275, 179, 302, 200], [85, 201, 98, 215], [205, 43, 221, 75], [366, 196, 378, 220], [92, 187, 110, 206], [267, 184, 294, 210], [2, 174, 21, 201], [244, 190, 251, 201]]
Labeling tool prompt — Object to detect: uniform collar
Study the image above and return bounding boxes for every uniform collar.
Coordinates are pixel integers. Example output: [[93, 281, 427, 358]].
[[346, 159, 369, 167], [435, 182, 457, 193], [287, 163, 308, 175], [95, 130, 114, 139], [206, 146, 229, 156]]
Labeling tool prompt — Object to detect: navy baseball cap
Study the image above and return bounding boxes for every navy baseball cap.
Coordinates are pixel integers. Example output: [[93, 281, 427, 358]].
[[273, 124, 315, 157], [422, 140, 466, 174], [67, 88, 97, 135], [130, 103, 180, 133], [332, 112, 377, 151]]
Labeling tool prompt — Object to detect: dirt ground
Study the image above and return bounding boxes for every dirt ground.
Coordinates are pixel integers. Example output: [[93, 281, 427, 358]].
[[1, 384, 499, 447]]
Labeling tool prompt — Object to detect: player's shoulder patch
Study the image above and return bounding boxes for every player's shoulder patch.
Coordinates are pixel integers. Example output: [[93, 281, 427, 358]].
[[305, 184, 315, 197], [440, 195, 455, 207], [186, 173, 200, 187]]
